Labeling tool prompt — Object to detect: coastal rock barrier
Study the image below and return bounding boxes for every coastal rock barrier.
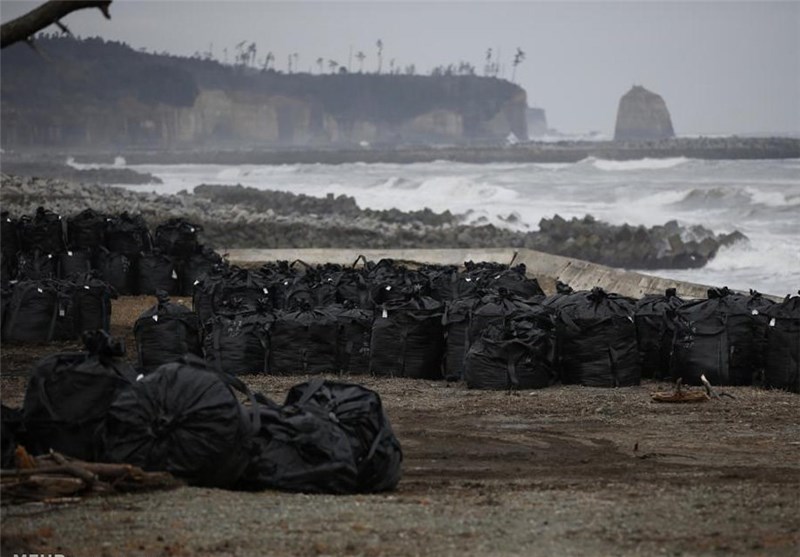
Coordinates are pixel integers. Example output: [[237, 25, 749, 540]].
[[1, 175, 746, 270]]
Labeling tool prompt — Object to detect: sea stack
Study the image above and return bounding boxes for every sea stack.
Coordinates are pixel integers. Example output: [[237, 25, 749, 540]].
[[614, 85, 675, 141]]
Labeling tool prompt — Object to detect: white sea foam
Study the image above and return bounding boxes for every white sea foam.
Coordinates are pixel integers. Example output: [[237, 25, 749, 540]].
[[590, 156, 691, 171], [117, 158, 798, 295]]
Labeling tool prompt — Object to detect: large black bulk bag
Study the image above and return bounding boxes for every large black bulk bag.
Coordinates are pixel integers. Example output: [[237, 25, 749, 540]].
[[634, 288, 685, 380], [100, 356, 257, 488], [671, 287, 761, 386], [468, 289, 553, 351], [191, 264, 231, 325], [2, 281, 60, 342], [238, 394, 358, 493], [555, 287, 640, 387], [71, 274, 117, 333], [21, 332, 136, 460], [443, 296, 479, 381], [214, 267, 273, 315], [67, 208, 106, 252], [763, 293, 800, 393], [105, 212, 151, 256], [284, 379, 403, 492], [482, 264, 545, 300], [464, 319, 556, 390], [57, 249, 93, 279], [370, 295, 445, 380], [270, 306, 339, 374], [203, 311, 272, 375], [95, 248, 136, 296], [134, 292, 202, 372], [1, 404, 22, 468], [18, 207, 65, 255], [137, 250, 177, 295], [334, 304, 373, 375], [739, 289, 775, 378], [177, 246, 225, 296], [16, 251, 56, 281], [154, 218, 202, 257], [333, 270, 369, 308]]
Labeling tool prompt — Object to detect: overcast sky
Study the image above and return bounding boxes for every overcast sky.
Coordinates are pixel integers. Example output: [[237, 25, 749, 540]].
[[2, 0, 798, 136]]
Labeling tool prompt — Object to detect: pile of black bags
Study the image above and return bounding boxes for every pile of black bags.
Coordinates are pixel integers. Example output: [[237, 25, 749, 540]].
[[2, 207, 221, 297], [6, 335, 403, 495]]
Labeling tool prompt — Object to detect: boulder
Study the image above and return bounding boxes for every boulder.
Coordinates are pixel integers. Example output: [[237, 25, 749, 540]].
[[614, 86, 675, 141]]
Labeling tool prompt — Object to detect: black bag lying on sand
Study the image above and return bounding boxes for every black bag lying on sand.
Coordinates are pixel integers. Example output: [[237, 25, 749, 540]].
[[21, 331, 136, 460], [134, 291, 202, 372], [94, 248, 136, 296], [284, 379, 403, 493], [3, 280, 61, 342], [137, 250, 177, 295], [334, 304, 373, 375], [203, 310, 272, 375], [269, 305, 339, 374], [100, 356, 257, 488], [237, 393, 359, 494]]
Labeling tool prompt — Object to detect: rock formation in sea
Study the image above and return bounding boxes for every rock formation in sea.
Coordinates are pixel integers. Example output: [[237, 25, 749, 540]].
[[614, 85, 675, 141]]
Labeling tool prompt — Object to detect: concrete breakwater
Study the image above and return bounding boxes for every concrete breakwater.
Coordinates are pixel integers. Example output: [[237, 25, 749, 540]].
[[66, 136, 800, 165], [1, 175, 745, 271]]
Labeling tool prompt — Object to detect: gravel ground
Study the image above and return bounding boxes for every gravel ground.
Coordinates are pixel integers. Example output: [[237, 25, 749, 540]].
[[1, 296, 799, 557]]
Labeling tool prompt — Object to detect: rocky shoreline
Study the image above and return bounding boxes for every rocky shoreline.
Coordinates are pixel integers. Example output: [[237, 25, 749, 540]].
[[0, 175, 746, 270]]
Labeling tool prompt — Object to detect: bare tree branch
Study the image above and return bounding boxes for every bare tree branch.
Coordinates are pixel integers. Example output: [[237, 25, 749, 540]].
[[1, 0, 112, 49]]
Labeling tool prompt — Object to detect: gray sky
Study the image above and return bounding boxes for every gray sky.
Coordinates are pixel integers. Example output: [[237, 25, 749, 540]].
[[2, 0, 798, 136]]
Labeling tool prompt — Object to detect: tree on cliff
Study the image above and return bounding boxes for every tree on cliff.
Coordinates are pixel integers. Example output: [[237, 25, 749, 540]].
[[1, 0, 112, 49], [356, 51, 366, 73], [376, 39, 383, 74], [511, 47, 525, 83]]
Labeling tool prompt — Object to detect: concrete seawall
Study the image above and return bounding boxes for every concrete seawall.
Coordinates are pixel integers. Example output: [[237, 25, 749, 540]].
[[226, 247, 745, 299]]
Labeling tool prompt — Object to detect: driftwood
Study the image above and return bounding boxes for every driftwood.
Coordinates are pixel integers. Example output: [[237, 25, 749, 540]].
[[1, 448, 182, 505], [1, 0, 112, 49], [651, 378, 710, 403]]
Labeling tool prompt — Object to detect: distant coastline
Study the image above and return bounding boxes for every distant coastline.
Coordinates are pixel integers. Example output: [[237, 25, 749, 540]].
[[45, 136, 798, 166]]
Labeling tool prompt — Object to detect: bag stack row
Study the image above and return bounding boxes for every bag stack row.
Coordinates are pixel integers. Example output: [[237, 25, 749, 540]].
[[134, 258, 799, 393], [2, 331, 402, 495], [1, 208, 221, 296]]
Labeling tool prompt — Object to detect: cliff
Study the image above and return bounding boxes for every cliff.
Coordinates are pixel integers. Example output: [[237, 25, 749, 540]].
[[0, 36, 527, 149], [614, 85, 675, 141]]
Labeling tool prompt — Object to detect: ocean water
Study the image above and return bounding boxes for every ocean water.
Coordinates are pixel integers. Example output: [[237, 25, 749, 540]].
[[89, 157, 799, 297]]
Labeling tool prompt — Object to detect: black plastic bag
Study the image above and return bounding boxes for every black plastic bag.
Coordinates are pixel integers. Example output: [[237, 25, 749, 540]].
[[671, 287, 761, 386], [57, 249, 93, 279], [443, 297, 479, 381], [105, 212, 151, 256], [137, 250, 177, 295], [204, 311, 272, 375], [284, 379, 403, 492], [634, 288, 684, 380], [465, 319, 556, 390], [238, 393, 358, 494], [155, 218, 203, 257], [555, 287, 640, 387], [334, 304, 373, 375], [95, 248, 136, 296], [21, 331, 136, 460], [67, 208, 107, 252], [178, 246, 225, 296], [134, 292, 202, 372], [370, 294, 445, 380], [16, 251, 56, 281], [763, 292, 799, 392], [18, 207, 65, 255], [100, 356, 257, 488], [71, 273, 117, 333], [270, 305, 339, 374], [2, 280, 60, 342]]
